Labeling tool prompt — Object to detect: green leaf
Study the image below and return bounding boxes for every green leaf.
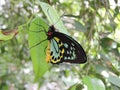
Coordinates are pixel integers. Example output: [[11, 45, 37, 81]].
[[39, 2, 68, 34], [100, 37, 120, 60], [28, 17, 49, 81], [28, 2, 68, 81], [83, 76, 105, 90]]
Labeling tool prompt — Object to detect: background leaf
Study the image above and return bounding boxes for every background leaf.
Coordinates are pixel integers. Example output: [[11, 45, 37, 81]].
[[107, 75, 120, 87], [83, 76, 105, 90], [0, 30, 17, 41]]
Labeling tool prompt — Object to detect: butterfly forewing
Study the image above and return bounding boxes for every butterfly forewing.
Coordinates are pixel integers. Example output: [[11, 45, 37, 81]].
[[48, 31, 87, 64]]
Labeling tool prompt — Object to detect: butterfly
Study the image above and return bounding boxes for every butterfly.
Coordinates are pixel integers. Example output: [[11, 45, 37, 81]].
[[44, 25, 87, 64]]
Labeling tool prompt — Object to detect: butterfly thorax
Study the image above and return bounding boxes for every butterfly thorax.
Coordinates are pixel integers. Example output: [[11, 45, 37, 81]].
[[47, 25, 56, 40]]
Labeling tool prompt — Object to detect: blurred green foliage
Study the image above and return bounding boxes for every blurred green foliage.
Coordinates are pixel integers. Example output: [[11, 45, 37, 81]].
[[0, 0, 120, 90]]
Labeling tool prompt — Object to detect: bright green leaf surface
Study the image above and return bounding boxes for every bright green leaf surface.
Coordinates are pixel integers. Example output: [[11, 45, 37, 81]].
[[28, 17, 49, 81], [28, 2, 69, 81]]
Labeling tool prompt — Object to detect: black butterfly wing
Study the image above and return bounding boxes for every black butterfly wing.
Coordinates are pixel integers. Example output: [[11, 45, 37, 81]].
[[50, 32, 87, 64]]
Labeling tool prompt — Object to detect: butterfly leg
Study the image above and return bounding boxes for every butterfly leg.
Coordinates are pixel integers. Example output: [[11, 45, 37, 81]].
[[29, 39, 47, 49]]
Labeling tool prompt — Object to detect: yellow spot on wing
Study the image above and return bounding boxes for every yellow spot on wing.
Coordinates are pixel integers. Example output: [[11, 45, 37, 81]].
[[54, 37, 59, 42], [61, 49, 64, 54], [51, 59, 60, 63]]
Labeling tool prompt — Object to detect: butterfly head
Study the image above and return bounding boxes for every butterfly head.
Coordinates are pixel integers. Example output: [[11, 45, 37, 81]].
[[47, 25, 56, 40]]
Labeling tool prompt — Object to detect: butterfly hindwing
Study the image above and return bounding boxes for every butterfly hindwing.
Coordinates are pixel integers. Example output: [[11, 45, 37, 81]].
[[49, 37, 64, 63], [47, 32, 87, 64]]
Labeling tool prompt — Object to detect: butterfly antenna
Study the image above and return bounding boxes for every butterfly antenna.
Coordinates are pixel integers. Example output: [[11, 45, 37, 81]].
[[47, 8, 53, 24], [47, 8, 64, 25], [54, 14, 64, 25], [54, 11, 65, 25], [29, 39, 47, 49]]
